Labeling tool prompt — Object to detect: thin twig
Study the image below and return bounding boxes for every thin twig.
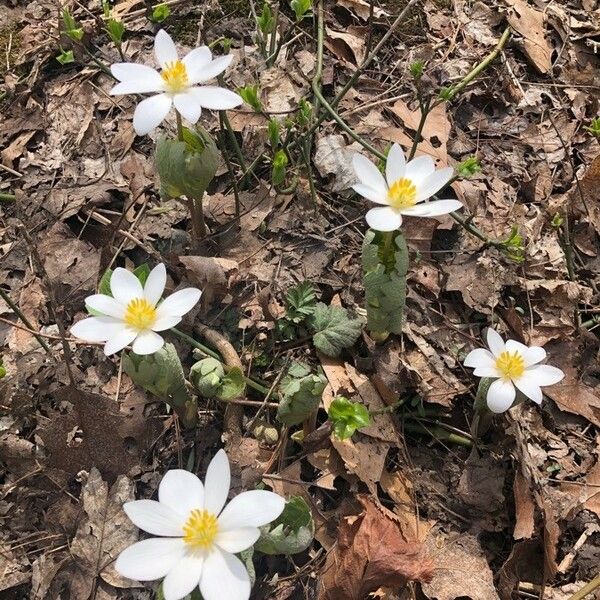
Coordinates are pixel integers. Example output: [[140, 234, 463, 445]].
[[566, 575, 600, 600], [0, 290, 52, 353]]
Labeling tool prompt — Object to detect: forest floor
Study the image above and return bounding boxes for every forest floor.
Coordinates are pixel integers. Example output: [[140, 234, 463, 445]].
[[1, 0, 600, 598]]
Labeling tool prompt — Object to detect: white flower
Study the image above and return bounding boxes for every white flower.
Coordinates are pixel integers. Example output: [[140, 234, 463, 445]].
[[115, 450, 285, 600], [464, 328, 565, 413], [351, 143, 463, 231], [110, 29, 242, 135], [70, 263, 201, 356]]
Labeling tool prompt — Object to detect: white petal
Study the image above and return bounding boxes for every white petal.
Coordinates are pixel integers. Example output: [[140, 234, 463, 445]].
[[352, 183, 389, 205], [404, 155, 435, 185], [156, 288, 202, 318], [152, 315, 182, 332], [385, 143, 406, 186], [155, 29, 178, 67], [486, 328, 506, 357], [182, 46, 213, 84], [522, 346, 546, 367], [415, 167, 454, 201], [188, 86, 242, 110], [486, 379, 516, 413], [123, 500, 184, 536], [217, 491, 285, 531], [110, 267, 144, 305], [110, 63, 164, 94], [216, 527, 260, 553], [473, 367, 501, 378], [144, 263, 167, 306], [505, 340, 529, 355], [162, 554, 204, 600], [365, 206, 402, 231], [133, 94, 173, 136], [132, 330, 164, 355], [200, 549, 251, 600], [85, 294, 125, 319], [115, 538, 186, 581], [159, 470, 204, 518], [513, 375, 543, 404], [71, 316, 123, 342], [103, 327, 138, 355], [524, 364, 565, 386], [352, 153, 387, 195], [400, 199, 463, 217], [464, 348, 495, 369], [174, 91, 202, 123], [204, 449, 230, 516], [190, 55, 233, 84]]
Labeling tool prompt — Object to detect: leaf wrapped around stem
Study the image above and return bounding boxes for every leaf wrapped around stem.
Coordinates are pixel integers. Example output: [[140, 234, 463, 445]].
[[362, 229, 409, 342]]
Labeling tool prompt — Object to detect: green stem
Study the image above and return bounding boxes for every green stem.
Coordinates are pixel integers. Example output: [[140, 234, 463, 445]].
[[0, 192, 16, 203], [0, 287, 51, 353], [402, 421, 473, 447], [175, 110, 184, 142], [170, 327, 274, 397], [408, 96, 431, 160], [370, 398, 405, 415], [218, 113, 242, 219], [566, 575, 600, 600]]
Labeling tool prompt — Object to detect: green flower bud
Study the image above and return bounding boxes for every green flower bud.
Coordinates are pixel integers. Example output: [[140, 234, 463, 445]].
[[456, 156, 481, 178], [155, 125, 218, 200], [190, 357, 226, 397]]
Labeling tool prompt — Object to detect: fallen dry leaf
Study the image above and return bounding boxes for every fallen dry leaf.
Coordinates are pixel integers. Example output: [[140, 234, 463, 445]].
[[318, 496, 433, 600]]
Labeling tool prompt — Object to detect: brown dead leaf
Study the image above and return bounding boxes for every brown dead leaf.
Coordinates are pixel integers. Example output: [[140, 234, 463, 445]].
[[318, 496, 433, 600], [505, 0, 554, 74], [422, 531, 500, 600], [325, 26, 366, 65], [513, 470, 536, 539], [314, 134, 362, 192], [67, 468, 137, 598], [336, 0, 387, 19], [561, 439, 600, 519]]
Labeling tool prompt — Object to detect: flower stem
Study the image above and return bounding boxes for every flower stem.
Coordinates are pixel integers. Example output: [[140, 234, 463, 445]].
[[175, 110, 184, 142], [566, 574, 600, 600], [0, 192, 16, 203]]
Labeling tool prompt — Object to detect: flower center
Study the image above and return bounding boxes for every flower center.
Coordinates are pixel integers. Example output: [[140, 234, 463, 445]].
[[387, 178, 417, 210], [123, 298, 157, 330], [183, 509, 218, 550], [495, 351, 525, 380], [161, 60, 189, 93]]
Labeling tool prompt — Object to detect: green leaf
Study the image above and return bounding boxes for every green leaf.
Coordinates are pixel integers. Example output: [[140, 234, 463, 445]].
[[285, 281, 316, 323], [98, 269, 113, 296], [238, 85, 262, 112], [309, 303, 363, 357], [256, 3, 274, 34], [268, 118, 280, 148], [290, 0, 312, 21], [277, 362, 326, 426], [133, 263, 151, 286], [271, 149, 288, 186], [56, 49, 75, 65], [328, 396, 370, 440], [62, 9, 84, 41], [0, 360, 5, 379], [190, 358, 246, 400], [296, 98, 312, 127], [255, 496, 314, 555], [106, 18, 125, 44], [218, 366, 246, 400], [122, 343, 192, 409], [151, 3, 171, 22]]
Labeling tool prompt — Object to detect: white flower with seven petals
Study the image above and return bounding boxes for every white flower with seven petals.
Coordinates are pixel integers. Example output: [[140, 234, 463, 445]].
[[115, 450, 285, 600], [351, 143, 463, 231], [70, 263, 201, 356], [463, 328, 565, 413], [110, 29, 242, 135]]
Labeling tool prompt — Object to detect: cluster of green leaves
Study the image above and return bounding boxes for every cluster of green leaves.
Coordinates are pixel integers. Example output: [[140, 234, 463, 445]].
[[281, 282, 363, 357], [256, 496, 314, 555], [362, 230, 409, 341], [456, 156, 481, 178], [151, 3, 171, 23], [277, 362, 326, 425], [62, 9, 83, 41], [102, 1, 125, 46], [327, 396, 370, 440], [290, 0, 312, 21], [256, 3, 275, 35], [499, 225, 525, 263], [584, 116, 600, 138], [238, 85, 262, 112], [189, 357, 246, 400], [155, 125, 219, 199]]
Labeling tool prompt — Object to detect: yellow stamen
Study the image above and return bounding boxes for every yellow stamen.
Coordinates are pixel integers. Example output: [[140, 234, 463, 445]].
[[495, 351, 525, 380], [123, 298, 157, 330], [161, 60, 189, 93], [183, 509, 219, 550], [387, 178, 417, 210]]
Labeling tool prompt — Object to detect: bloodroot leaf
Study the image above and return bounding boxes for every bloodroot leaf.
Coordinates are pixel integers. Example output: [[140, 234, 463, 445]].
[[309, 302, 363, 357]]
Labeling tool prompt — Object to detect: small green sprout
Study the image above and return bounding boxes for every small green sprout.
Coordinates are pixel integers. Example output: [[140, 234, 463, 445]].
[[409, 60, 424, 80], [551, 213, 564, 228], [238, 84, 262, 112], [584, 117, 600, 138], [56, 49, 75, 65], [456, 156, 481, 178], [290, 0, 312, 21], [500, 225, 525, 263], [271, 149, 288, 186], [296, 98, 312, 127], [151, 3, 171, 22], [257, 3, 275, 35], [328, 396, 371, 440], [62, 9, 84, 41], [438, 86, 454, 101], [0, 360, 5, 379], [268, 118, 280, 149], [106, 18, 125, 45]]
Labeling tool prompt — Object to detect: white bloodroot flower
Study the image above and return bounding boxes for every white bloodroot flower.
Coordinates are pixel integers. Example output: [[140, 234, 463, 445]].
[[110, 29, 242, 135], [464, 328, 565, 413], [351, 143, 463, 231], [70, 263, 201, 356], [115, 450, 285, 600]]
